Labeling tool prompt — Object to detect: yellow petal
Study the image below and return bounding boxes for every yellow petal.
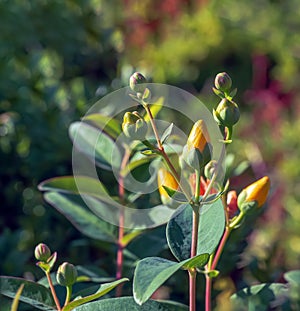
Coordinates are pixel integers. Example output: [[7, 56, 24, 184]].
[[244, 176, 270, 207], [187, 120, 210, 152], [157, 168, 179, 199]]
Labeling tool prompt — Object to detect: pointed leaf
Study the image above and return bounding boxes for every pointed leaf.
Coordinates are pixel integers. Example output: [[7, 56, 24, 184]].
[[82, 113, 121, 139], [69, 122, 121, 170], [44, 192, 117, 242], [63, 278, 128, 311], [38, 176, 108, 200], [230, 283, 289, 311], [133, 254, 208, 305], [0, 276, 56, 311], [161, 123, 174, 144], [162, 186, 188, 203], [72, 297, 188, 310], [166, 200, 225, 261]]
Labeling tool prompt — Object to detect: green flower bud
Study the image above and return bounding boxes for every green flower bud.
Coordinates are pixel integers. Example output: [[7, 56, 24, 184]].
[[214, 72, 232, 93], [122, 111, 148, 140], [204, 160, 220, 180], [129, 72, 147, 93], [56, 262, 77, 287], [34, 243, 51, 262], [213, 98, 240, 127]]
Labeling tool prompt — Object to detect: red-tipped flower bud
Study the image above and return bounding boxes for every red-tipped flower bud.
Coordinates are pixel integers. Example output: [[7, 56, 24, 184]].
[[238, 176, 270, 213], [182, 120, 211, 171], [227, 190, 238, 218], [214, 72, 232, 93], [56, 262, 78, 287], [122, 111, 148, 140], [34, 243, 51, 262], [157, 167, 179, 205], [213, 98, 240, 127], [129, 72, 147, 93]]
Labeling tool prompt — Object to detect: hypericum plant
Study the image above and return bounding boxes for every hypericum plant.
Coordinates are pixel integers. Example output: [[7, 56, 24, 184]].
[[1, 72, 299, 311]]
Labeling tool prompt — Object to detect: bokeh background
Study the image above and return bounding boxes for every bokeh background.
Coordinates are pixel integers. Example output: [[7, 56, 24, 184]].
[[1, 0, 300, 308]]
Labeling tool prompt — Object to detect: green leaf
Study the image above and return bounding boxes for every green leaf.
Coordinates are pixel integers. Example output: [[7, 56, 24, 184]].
[[166, 200, 225, 261], [212, 87, 225, 98], [73, 297, 188, 310], [133, 254, 208, 305], [69, 122, 121, 170], [0, 276, 56, 311], [284, 270, 300, 287], [44, 192, 117, 242], [230, 283, 289, 311], [82, 113, 122, 139], [133, 257, 181, 305], [161, 123, 174, 144], [38, 176, 108, 200], [162, 186, 187, 203], [63, 278, 128, 311]]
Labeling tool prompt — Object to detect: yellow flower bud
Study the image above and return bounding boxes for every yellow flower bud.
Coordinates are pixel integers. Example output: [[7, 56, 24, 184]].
[[238, 176, 270, 212], [181, 120, 211, 171], [157, 167, 179, 205], [187, 120, 210, 152]]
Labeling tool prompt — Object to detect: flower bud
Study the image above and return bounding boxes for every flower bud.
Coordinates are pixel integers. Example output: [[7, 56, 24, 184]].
[[227, 190, 238, 218], [56, 262, 77, 287], [182, 120, 211, 171], [238, 176, 270, 213], [157, 167, 179, 205], [34, 243, 51, 262], [213, 98, 240, 127], [122, 111, 148, 140], [129, 72, 147, 93], [214, 72, 232, 93], [204, 160, 220, 180]]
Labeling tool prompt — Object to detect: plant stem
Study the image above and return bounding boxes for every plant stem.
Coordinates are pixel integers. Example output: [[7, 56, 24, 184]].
[[205, 274, 212, 311], [64, 286, 72, 307], [189, 170, 201, 311], [116, 147, 131, 297], [46, 272, 61, 311], [189, 269, 197, 311], [144, 104, 163, 150], [143, 103, 192, 202]]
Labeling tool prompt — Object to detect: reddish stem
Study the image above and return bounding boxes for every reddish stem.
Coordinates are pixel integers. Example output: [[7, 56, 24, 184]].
[[116, 148, 130, 297], [46, 272, 61, 311], [205, 274, 212, 311], [189, 269, 197, 311]]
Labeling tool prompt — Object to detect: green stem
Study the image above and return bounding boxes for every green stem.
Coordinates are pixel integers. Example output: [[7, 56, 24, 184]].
[[46, 272, 61, 311], [64, 286, 72, 307]]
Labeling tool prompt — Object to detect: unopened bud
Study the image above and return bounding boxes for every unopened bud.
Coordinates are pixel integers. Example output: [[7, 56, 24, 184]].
[[122, 111, 148, 140], [227, 190, 238, 218], [157, 167, 179, 205], [238, 176, 270, 213], [204, 160, 220, 180], [56, 262, 77, 287], [213, 98, 240, 127], [34, 243, 51, 262], [215, 72, 232, 93], [129, 72, 147, 93], [182, 120, 211, 171]]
